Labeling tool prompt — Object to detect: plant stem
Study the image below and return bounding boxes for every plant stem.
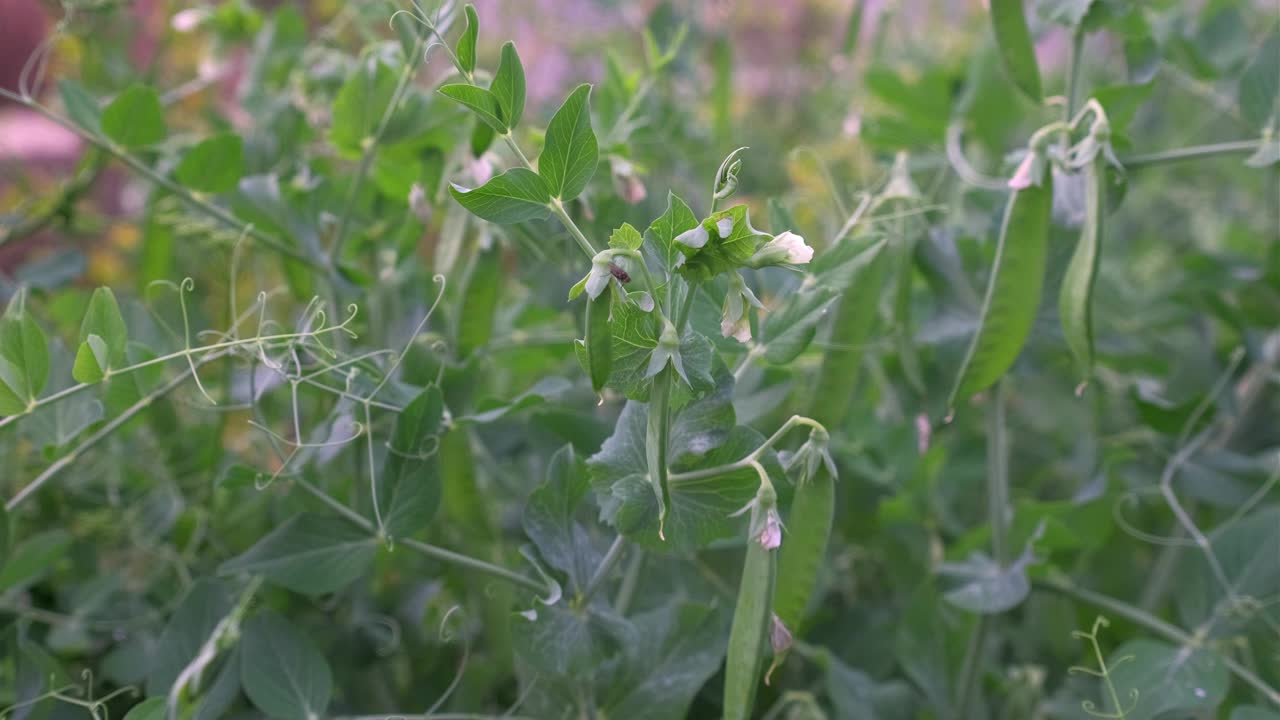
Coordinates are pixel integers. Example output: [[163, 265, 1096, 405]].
[[1064, 29, 1085, 121], [667, 415, 826, 483], [613, 547, 644, 614], [581, 534, 626, 604], [292, 475, 549, 596], [0, 88, 323, 269], [1035, 575, 1280, 706], [1119, 139, 1264, 168], [675, 280, 698, 332], [955, 615, 989, 720]]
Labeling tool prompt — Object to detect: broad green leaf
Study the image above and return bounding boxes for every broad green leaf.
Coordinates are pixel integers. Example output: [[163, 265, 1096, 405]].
[[450, 168, 552, 224], [512, 602, 637, 681], [1175, 506, 1280, 636], [539, 84, 598, 201], [893, 584, 972, 714], [949, 180, 1052, 410], [0, 356, 27, 415], [146, 579, 233, 695], [438, 84, 508, 133], [490, 41, 526, 130], [523, 445, 598, 592], [240, 612, 332, 720], [1239, 32, 1280, 130], [572, 298, 714, 402], [456, 4, 479, 75], [218, 513, 376, 595], [939, 533, 1038, 614], [330, 50, 429, 153], [1105, 640, 1229, 720], [646, 191, 699, 272], [762, 285, 838, 364], [1091, 82, 1155, 133], [101, 84, 167, 147], [609, 222, 644, 251], [58, 79, 102, 134], [122, 698, 165, 720], [0, 530, 71, 592], [679, 205, 770, 281], [174, 133, 245, 194], [590, 367, 778, 550], [456, 243, 501, 357], [192, 643, 243, 720], [602, 603, 728, 720], [13, 638, 70, 720], [377, 385, 444, 538], [990, 0, 1043, 101], [0, 312, 50, 405], [79, 287, 128, 369], [72, 334, 109, 384], [826, 655, 918, 720]]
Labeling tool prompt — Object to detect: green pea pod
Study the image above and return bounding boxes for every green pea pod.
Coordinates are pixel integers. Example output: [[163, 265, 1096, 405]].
[[456, 242, 501, 358], [810, 239, 890, 429], [1059, 156, 1105, 388], [948, 175, 1052, 411], [723, 509, 777, 720], [773, 471, 834, 633], [585, 290, 613, 393], [990, 0, 1042, 102]]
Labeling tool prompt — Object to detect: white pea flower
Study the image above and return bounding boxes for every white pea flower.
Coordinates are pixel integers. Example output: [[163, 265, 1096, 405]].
[[749, 230, 813, 268], [757, 506, 782, 550], [720, 272, 763, 343], [569, 251, 620, 301], [673, 224, 709, 250]]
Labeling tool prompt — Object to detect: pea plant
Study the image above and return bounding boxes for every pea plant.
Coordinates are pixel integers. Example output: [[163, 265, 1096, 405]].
[[0, 0, 1278, 719]]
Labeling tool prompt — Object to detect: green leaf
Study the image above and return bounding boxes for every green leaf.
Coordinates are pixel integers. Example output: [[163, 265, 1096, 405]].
[[122, 698, 165, 720], [539, 84, 598, 201], [456, 4, 479, 75], [826, 655, 917, 720], [948, 180, 1052, 410], [377, 385, 444, 538], [939, 533, 1038, 613], [1238, 32, 1280, 130], [680, 205, 770, 282], [450, 168, 552, 224], [646, 191, 699, 271], [1175, 506, 1280, 636], [330, 51, 428, 153], [0, 312, 50, 406], [174, 133, 245, 194], [762, 285, 838, 364], [602, 603, 728, 720], [79, 287, 128, 369], [990, 0, 1043, 101], [590, 368, 776, 550], [72, 334, 109, 384], [573, 298, 714, 402], [1091, 82, 1155, 133], [490, 42, 526, 130], [0, 530, 70, 592], [145, 579, 233, 695], [522, 445, 597, 592], [512, 602, 637, 681], [1105, 640, 1229, 720], [218, 514, 376, 595], [101, 84, 167, 147], [609, 222, 644, 251], [58, 80, 102, 134], [240, 612, 333, 720], [1233, 708, 1280, 720], [438, 84, 508, 134]]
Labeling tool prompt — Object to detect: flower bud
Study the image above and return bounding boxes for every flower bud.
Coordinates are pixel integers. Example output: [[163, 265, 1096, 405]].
[[748, 231, 813, 268], [720, 272, 763, 343], [1008, 150, 1047, 190]]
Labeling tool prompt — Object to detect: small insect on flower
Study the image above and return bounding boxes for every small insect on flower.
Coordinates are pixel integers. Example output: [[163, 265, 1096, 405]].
[[608, 263, 631, 284]]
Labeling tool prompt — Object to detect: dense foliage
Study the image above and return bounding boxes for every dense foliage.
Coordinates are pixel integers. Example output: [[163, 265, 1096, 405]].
[[1, 1, 1278, 719]]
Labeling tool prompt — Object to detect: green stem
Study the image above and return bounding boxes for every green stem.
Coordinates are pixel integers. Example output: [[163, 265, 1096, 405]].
[[0, 88, 323, 269], [1120, 139, 1264, 168], [955, 615, 989, 720], [675, 280, 699, 332], [987, 381, 1010, 565], [647, 366, 673, 540], [667, 415, 826, 483], [1034, 576, 1280, 706], [1064, 29, 1085, 122]]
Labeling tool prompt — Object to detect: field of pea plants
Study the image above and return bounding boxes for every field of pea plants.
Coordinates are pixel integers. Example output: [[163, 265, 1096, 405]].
[[0, 0, 1277, 718]]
